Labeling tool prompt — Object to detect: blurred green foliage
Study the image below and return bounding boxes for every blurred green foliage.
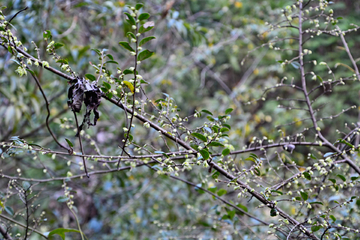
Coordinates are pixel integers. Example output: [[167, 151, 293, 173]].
[[1, 0, 360, 239]]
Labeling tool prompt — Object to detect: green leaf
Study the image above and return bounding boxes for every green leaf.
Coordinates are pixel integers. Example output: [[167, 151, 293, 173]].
[[43, 30, 52, 40], [303, 172, 311, 180], [103, 82, 111, 90], [337, 139, 353, 148], [137, 49, 154, 61], [194, 184, 205, 194], [300, 191, 308, 201], [85, 74, 96, 81], [217, 189, 227, 196], [199, 149, 210, 160], [311, 225, 321, 232], [208, 186, 217, 193], [310, 202, 323, 205], [119, 41, 135, 52], [139, 36, 156, 46], [222, 124, 231, 129], [211, 171, 220, 179], [54, 43, 64, 49], [330, 215, 336, 222], [337, 174, 346, 182], [123, 69, 134, 75], [65, 138, 74, 147], [201, 109, 213, 115], [139, 22, 154, 33], [135, 3, 144, 10], [329, 179, 336, 184], [291, 61, 301, 69], [222, 148, 230, 156], [207, 142, 224, 147], [106, 54, 114, 60], [236, 203, 248, 213], [271, 190, 283, 195], [48, 228, 81, 240], [138, 13, 150, 21], [91, 48, 101, 55], [225, 108, 233, 114], [57, 196, 69, 203], [127, 32, 136, 39], [5, 206, 14, 216], [191, 132, 207, 142], [270, 209, 277, 217], [220, 127, 229, 133], [105, 60, 119, 65], [124, 12, 136, 25], [227, 210, 235, 219]]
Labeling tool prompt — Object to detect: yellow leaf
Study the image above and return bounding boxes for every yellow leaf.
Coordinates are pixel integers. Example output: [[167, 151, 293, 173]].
[[123, 81, 134, 93]]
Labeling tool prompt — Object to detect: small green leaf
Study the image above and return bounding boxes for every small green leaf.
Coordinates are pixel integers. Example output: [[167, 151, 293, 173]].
[[211, 171, 220, 179], [329, 179, 336, 184], [106, 54, 114, 60], [270, 209, 277, 217], [124, 12, 136, 25], [140, 79, 149, 84], [139, 36, 156, 46], [123, 69, 134, 75], [236, 203, 248, 212], [337, 174, 346, 182], [137, 49, 154, 61], [311, 225, 321, 232], [303, 172, 311, 180], [138, 13, 150, 21], [207, 142, 224, 147], [330, 215, 336, 222], [48, 228, 81, 240], [57, 196, 69, 203], [291, 61, 301, 69], [217, 189, 227, 196], [105, 60, 119, 65], [220, 127, 229, 133], [225, 108, 233, 114], [271, 190, 283, 195], [127, 32, 136, 39], [194, 184, 204, 194], [201, 109, 213, 115], [119, 41, 135, 52], [43, 30, 52, 40], [5, 206, 14, 216], [222, 148, 230, 156], [208, 186, 217, 193], [65, 138, 74, 147], [91, 48, 101, 55], [85, 74, 96, 81], [103, 82, 111, 90], [139, 22, 154, 33], [300, 191, 308, 201], [191, 132, 207, 142], [310, 202, 323, 205], [222, 124, 231, 129], [199, 149, 210, 160], [135, 3, 144, 10], [54, 43, 64, 49]]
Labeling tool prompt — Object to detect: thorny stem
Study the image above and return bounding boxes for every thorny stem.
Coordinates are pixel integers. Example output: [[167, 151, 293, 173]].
[[73, 112, 89, 178], [0, 214, 46, 239], [118, 13, 140, 169], [27, 67, 71, 152]]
